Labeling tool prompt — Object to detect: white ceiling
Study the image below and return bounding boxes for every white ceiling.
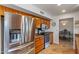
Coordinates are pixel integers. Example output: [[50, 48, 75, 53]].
[[34, 4, 79, 16]]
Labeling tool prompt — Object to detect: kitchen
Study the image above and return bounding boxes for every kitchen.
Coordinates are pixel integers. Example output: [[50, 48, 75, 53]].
[[0, 5, 53, 54]]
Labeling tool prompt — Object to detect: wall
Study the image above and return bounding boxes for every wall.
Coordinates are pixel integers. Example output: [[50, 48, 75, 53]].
[[51, 11, 79, 49], [50, 18, 59, 44]]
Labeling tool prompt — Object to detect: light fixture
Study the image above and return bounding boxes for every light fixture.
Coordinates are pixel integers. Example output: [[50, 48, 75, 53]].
[[61, 21, 68, 26], [62, 9, 66, 13], [62, 23, 66, 26], [57, 4, 61, 6]]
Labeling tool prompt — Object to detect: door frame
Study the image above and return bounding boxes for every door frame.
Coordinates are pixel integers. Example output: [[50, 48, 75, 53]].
[[59, 18, 75, 49]]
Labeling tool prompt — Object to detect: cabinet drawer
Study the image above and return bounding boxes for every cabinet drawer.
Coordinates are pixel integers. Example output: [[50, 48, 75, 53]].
[[35, 44, 44, 50], [35, 40, 44, 47], [35, 39, 44, 46], [35, 45, 44, 53], [35, 18, 41, 28], [35, 38, 40, 42]]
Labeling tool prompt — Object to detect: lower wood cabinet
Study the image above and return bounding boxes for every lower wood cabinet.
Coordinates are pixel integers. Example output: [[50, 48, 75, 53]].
[[35, 45, 44, 53], [49, 32, 53, 44], [35, 36, 44, 54], [75, 36, 79, 54]]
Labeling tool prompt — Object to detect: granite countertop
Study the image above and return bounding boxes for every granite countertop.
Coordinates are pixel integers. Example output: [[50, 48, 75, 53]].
[[35, 34, 44, 38]]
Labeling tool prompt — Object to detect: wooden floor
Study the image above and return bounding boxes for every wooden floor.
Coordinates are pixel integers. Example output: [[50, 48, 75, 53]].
[[39, 39, 75, 54]]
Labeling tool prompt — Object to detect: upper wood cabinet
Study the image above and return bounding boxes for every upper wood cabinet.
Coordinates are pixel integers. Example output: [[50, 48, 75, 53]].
[[35, 18, 42, 28], [0, 6, 4, 15], [42, 19, 50, 28], [35, 18, 50, 28]]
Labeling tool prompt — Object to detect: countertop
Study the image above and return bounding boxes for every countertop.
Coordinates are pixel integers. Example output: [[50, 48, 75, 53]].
[[35, 34, 44, 38]]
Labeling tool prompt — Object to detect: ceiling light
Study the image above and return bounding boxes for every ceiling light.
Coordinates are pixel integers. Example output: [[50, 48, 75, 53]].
[[62, 9, 66, 13], [57, 4, 61, 6], [61, 21, 68, 26]]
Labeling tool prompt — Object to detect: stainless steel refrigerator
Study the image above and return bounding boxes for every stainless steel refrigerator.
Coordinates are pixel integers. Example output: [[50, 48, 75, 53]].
[[3, 12, 35, 54]]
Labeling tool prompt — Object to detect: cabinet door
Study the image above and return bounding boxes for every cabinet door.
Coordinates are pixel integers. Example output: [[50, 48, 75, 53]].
[[46, 20, 50, 28], [35, 37, 44, 47], [35, 18, 41, 28], [43, 20, 50, 28], [49, 32, 53, 44], [35, 44, 44, 53], [0, 6, 4, 15], [35, 36, 44, 54]]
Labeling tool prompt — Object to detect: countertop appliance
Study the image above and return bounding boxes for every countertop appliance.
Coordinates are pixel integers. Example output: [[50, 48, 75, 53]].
[[3, 12, 35, 54], [36, 24, 48, 35]]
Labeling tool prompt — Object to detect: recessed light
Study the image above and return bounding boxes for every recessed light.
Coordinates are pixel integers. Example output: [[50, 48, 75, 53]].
[[57, 4, 61, 6], [62, 9, 66, 13]]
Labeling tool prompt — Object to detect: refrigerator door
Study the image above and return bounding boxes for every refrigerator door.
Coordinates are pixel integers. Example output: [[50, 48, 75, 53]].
[[20, 16, 25, 44], [24, 16, 29, 43], [28, 17, 34, 42], [24, 16, 34, 43], [24, 17, 35, 54], [4, 12, 24, 53], [4, 12, 35, 54]]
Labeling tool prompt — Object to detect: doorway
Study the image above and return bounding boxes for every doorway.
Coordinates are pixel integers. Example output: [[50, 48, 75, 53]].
[[59, 18, 74, 49]]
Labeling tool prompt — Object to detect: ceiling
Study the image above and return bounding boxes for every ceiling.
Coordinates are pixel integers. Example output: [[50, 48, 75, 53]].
[[34, 4, 79, 16]]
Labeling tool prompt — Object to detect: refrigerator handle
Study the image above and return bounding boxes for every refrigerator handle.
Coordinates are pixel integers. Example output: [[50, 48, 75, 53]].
[[20, 16, 25, 44]]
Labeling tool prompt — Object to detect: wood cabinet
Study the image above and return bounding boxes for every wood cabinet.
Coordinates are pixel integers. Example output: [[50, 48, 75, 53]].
[[75, 36, 79, 54], [35, 36, 44, 54], [49, 32, 53, 44], [0, 6, 4, 15], [35, 18, 50, 29], [34, 18, 50, 54], [42, 19, 50, 28], [35, 18, 42, 28]]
